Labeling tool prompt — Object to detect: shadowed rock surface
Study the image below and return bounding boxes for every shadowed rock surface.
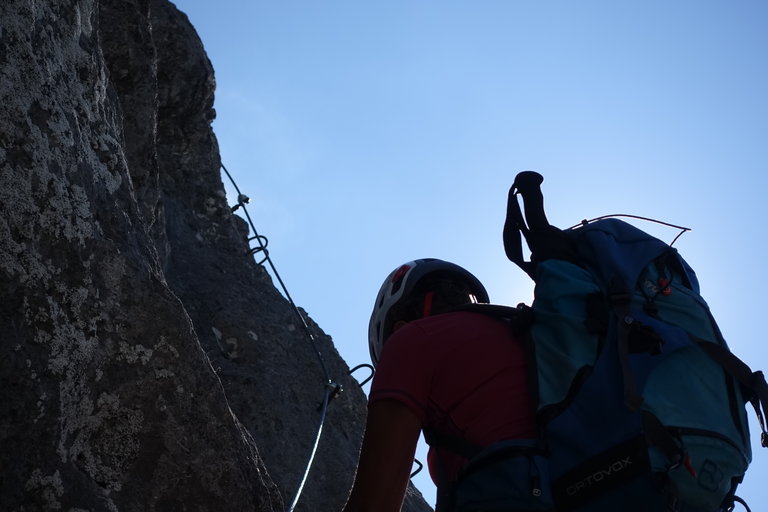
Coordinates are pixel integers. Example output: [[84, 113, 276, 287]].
[[0, 0, 433, 511]]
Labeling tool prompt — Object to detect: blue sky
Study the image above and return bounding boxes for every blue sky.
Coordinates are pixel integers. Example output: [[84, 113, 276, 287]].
[[173, 1, 767, 507]]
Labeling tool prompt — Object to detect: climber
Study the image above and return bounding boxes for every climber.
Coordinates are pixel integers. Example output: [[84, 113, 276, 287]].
[[342, 258, 536, 512]]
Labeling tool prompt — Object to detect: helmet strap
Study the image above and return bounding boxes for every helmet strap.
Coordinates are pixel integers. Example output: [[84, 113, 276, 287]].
[[422, 290, 434, 318]]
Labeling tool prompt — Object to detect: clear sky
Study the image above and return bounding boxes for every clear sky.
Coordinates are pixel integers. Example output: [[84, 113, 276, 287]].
[[172, 1, 767, 508]]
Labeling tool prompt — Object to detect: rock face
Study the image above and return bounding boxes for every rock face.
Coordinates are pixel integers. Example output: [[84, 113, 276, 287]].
[[0, 1, 433, 511]]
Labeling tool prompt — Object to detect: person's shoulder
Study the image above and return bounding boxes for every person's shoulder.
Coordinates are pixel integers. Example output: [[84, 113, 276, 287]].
[[386, 311, 513, 351], [408, 311, 509, 337], [384, 312, 470, 345]]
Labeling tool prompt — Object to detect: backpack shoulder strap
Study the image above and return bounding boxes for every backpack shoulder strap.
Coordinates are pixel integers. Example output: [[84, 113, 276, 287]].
[[455, 302, 533, 334], [435, 302, 538, 458]]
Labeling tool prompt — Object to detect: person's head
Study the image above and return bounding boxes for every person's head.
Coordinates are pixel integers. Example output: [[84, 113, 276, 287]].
[[368, 258, 489, 366]]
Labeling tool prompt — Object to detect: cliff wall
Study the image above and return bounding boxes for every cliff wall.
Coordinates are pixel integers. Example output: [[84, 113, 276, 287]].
[[0, 1, 432, 510]]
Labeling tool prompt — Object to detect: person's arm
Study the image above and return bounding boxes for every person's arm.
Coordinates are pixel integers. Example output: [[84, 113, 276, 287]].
[[343, 399, 422, 512]]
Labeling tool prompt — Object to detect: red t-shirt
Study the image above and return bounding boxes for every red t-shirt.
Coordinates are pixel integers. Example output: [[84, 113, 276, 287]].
[[369, 311, 536, 483]]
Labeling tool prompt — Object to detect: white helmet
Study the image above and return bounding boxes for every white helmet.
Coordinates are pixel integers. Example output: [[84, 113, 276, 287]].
[[368, 258, 489, 366]]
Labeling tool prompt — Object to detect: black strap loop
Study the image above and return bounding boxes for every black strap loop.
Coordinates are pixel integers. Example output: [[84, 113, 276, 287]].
[[503, 177, 536, 277], [503, 171, 578, 278]]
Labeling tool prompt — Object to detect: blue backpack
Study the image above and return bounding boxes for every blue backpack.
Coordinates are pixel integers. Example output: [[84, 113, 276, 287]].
[[432, 172, 768, 512]]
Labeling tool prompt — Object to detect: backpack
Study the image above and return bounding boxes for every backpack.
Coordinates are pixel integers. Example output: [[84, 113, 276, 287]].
[[431, 171, 768, 512]]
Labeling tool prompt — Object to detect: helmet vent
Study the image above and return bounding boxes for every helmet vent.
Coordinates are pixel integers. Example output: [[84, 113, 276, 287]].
[[390, 264, 411, 295]]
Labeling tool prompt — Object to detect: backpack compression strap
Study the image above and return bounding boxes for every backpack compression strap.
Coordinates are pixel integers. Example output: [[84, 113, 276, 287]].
[[694, 339, 768, 448], [611, 294, 647, 411]]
